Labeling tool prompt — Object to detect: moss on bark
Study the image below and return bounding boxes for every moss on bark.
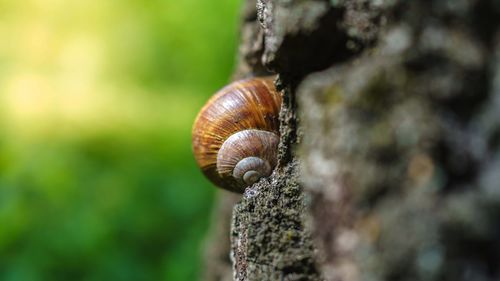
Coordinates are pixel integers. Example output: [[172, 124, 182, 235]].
[[204, 0, 500, 280]]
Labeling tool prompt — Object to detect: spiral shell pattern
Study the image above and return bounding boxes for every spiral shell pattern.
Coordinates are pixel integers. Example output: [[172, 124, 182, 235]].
[[192, 77, 281, 193]]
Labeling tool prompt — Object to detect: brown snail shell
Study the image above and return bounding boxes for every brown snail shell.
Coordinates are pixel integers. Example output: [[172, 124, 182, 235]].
[[192, 77, 282, 193]]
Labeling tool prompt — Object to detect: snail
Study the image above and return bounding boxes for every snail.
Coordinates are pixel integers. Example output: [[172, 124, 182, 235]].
[[192, 76, 282, 193]]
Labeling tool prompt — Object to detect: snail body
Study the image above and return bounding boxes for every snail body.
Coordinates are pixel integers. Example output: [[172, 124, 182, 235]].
[[192, 77, 282, 193]]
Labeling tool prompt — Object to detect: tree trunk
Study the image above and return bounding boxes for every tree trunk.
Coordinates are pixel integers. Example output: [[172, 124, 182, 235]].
[[204, 0, 500, 280]]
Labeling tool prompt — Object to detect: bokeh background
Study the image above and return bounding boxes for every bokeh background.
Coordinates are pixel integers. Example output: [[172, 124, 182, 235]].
[[0, 0, 240, 280]]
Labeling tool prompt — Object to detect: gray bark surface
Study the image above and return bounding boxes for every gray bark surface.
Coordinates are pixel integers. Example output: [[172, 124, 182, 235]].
[[203, 1, 500, 280]]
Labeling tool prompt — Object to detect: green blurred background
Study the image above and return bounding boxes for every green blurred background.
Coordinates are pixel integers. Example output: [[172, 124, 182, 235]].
[[0, 0, 241, 280]]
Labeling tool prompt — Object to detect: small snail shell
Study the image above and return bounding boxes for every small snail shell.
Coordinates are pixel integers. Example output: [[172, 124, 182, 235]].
[[192, 77, 282, 193]]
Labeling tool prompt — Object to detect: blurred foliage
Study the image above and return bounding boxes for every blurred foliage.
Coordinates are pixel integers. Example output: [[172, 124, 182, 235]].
[[0, 0, 240, 280]]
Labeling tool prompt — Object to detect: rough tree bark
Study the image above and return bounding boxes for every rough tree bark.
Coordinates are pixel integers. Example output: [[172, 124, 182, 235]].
[[203, 0, 500, 280]]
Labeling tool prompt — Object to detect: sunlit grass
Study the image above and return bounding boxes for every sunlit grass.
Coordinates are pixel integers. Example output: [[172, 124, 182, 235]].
[[2, 76, 202, 140], [0, 0, 240, 280]]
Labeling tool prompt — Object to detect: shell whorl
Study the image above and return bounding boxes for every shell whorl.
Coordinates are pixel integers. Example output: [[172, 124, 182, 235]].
[[217, 130, 279, 186], [234, 157, 271, 185], [192, 77, 281, 193]]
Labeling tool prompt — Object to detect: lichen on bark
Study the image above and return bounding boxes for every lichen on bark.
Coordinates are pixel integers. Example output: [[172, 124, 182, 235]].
[[204, 0, 500, 280], [231, 162, 320, 280], [298, 1, 500, 281]]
